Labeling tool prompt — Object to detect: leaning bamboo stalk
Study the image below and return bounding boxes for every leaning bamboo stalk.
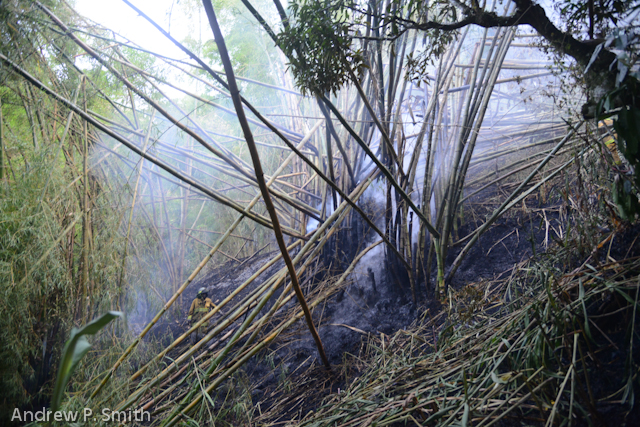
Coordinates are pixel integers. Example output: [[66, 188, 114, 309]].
[[447, 124, 583, 281], [0, 53, 309, 239], [317, 96, 356, 185], [165, 239, 383, 426], [81, 76, 90, 322], [115, 111, 156, 307], [202, 0, 330, 368], [94, 60, 322, 218], [90, 119, 321, 399], [440, 29, 515, 280], [121, 124, 321, 384], [320, 94, 440, 238], [460, 143, 578, 205], [344, 65, 404, 177], [122, 161, 379, 415], [223, 194, 363, 363], [38, 3, 269, 186], [115, 0, 407, 267], [120, 0, 305, 143], [38, 80, 83, 204]]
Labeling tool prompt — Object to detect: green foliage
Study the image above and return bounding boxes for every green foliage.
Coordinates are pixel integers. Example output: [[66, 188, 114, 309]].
[[610, 104, 640, 220], [405, 28, 456, 84], [277, 0, 365, 96], [614, 106, 640, 174], [0, 168, 72, 416], [558, 0, 639, 35], [589, 24, 640, 220], [50, 311, 122, 412]]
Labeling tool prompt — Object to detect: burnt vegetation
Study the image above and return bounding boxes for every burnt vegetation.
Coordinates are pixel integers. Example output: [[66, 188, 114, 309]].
[[1, 0, 640, 426]]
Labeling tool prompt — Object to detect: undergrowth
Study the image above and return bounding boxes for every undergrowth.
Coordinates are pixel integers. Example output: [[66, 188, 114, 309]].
[[290, 233, 639, 426]]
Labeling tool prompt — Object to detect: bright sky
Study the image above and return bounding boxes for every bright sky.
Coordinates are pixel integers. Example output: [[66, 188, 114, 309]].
[[74, 0, 198, 60]]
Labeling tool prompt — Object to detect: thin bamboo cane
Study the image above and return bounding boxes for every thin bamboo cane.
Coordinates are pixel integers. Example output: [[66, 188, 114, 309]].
[[447, 124, 584, 281], [460, 143, 578, 206], [90, 120, 322, 399], [115, 0, 409, 266], [38, 80, 83, 205], [0, 53, 308, 239], [439, 29, 516, 286], [317, 96, 356, 185], [81, 76, 90, 322], [320, 94, 440, 238], [102, 51, 324, 220], [115, 111, 156, 310], [164, 239, 383, 426], [120, 165, 378, 413], [39, 3, 279, 191], [202, 1, 330, 368]]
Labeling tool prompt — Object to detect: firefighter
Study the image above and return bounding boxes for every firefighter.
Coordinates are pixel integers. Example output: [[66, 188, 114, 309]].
[[187, 287, 215, 345]]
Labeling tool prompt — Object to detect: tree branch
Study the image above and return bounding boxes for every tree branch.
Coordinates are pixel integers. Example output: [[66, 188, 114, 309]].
[[396, 0, 629, 116]]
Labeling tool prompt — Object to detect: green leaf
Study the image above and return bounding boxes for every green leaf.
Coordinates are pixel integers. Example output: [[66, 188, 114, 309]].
[[614, 106, 640, 163], [50, 311, 123, 412], [462, 402, 469, 427]]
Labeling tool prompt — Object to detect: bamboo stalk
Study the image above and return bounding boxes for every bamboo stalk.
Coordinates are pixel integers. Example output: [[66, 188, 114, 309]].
[[90, 120, 321, 399], [0, 53, 310, 239], [202, 1, 330, 368], [447, 124, 583, 281], [115, 0, 410, 265], [320, 94, 440, 238], [164, 239, 383, 426], [121, 156, 378, 415], [81, 76, 90, 322]]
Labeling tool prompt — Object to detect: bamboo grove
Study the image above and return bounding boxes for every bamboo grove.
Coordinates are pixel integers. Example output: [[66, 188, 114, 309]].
[[0, 0, 631, 424]]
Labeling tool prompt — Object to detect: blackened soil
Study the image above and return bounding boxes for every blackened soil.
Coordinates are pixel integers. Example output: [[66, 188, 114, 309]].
[[147, 190, 640, 425], [447, 205, 559, 288]]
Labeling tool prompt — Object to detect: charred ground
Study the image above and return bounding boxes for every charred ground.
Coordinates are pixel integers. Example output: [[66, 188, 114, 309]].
[[142, 182, 623, 425]]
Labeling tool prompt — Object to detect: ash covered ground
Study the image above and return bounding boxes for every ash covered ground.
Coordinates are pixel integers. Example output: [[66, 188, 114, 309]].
[[141, 187, 566, 423]]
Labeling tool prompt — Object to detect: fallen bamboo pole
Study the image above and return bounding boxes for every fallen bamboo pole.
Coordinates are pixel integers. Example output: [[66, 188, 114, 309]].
[[91, 113, 321, 396], [0, 53, 310, 239], [116, 0, 412, 269], [118, 164, 379, 414], [447, 123, 583, 281], [121, 124, 321, 385], [202, 0, 330, 369], [164, 239, 383, 426]]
